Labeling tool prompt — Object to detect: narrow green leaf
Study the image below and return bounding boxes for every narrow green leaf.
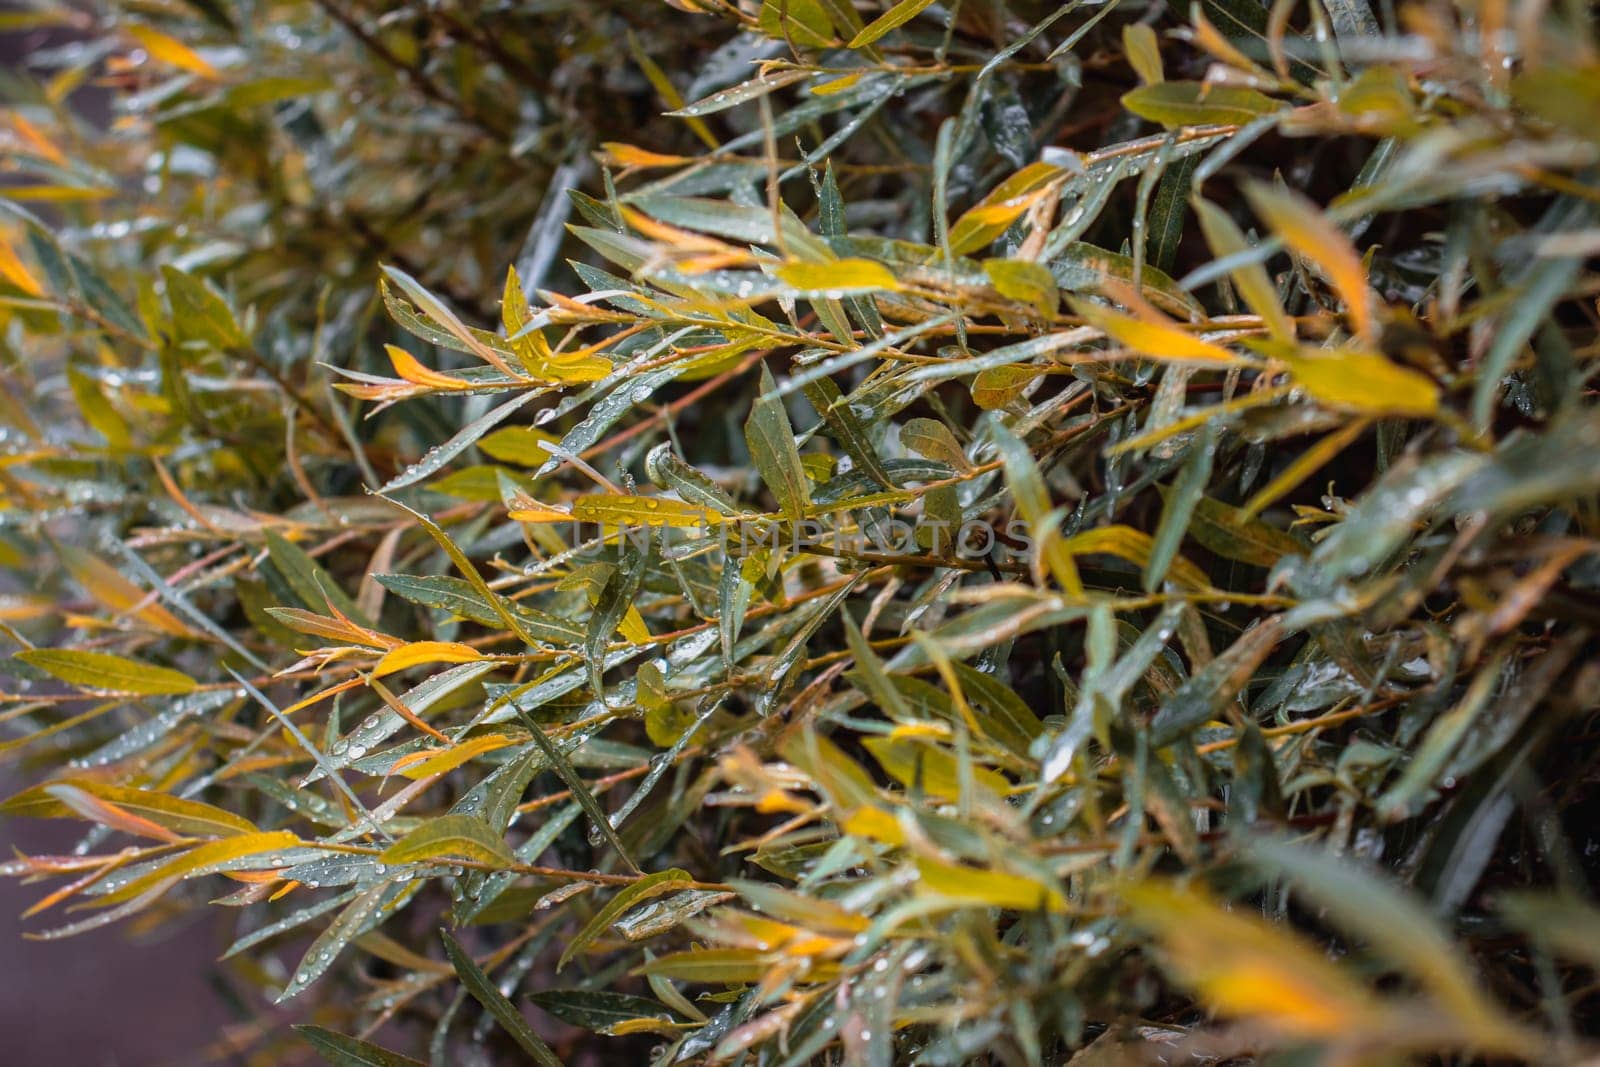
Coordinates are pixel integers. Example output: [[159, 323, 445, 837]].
[[1144, 425, 1215, 592], [376, 574, 582, 644], [161, 265, 245, 349], [1149, 617, 1285, 746], [265, 531, 370, 626], [519, 716, 640, 875], [1146, 155, 1197, 274], [278, 882, 392, 1002], [441, 928, 565, 1067], [528, 990, 677, 1034], [802, 375, 894, 490], [558, 868, 694, 970], [295, 1025, 425, 1067], [745, 364, 811, 521]]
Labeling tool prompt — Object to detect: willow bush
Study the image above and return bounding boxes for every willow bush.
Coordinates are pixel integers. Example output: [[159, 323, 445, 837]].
[[2, 0, 1598, 1062]]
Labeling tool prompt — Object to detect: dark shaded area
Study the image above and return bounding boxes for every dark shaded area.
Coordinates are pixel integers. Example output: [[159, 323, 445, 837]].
[[1, 16, 236, 1061], [0, 806, 238, 1066]]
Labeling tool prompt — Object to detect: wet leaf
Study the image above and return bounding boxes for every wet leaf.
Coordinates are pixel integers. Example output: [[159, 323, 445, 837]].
[[441, 928, 565, 1067], [1123, 880, 1387, 1039], [296, 1025, 425, 1067], [849, 0, 937, 47], [559, 868, 695, 970], [15, 650, 196, 695], [379, 815, 515, 867], [528, 990, 678, 1034], [745, 364, 811, 521], [1122, 82, 1279, 127]]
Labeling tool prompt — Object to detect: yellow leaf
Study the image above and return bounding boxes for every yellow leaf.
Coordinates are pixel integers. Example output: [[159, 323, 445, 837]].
[[374, 640, 484, 677], [949, 198, 1038, 255], [43, 783, 184, 842], [265, 607, 400, 649], [574, 493, 724, 528], [971, 364, 1040, 410], [1123, 24, 1164, 85], [541, 349, 612, 383], [1285, 348, 1439, 417], [391, 733, 515, 779], [1061, 525, 1211, 591], [60, 545, 191, 637], [0, 235, 42, 297], [0, 593, 51, 621], [478, 425, 559, 466], [127, 24, 218, 79], [508, 500, 573, 523], [42, 781, 256, 839], [1123, 880, 1387, 1039], [0, 184, 113, 202], [1245, 182, 1378, 341], [983, 258, 1059, 316], [385, 344, 472, 391], [1070, 297, 1247, 366], [7, 112, 67, 167], [619, 605, 651, 644], [600, 142, 693, 168], [17, 649, 196, 695], [839, 805, 906, 846], [1191, 198, 1294, 342], [501, 268, 612, 383], [1190, 7, 1264, 76], [811, 71, 865, 95], [915, 857, 1067, 912], [98, 831, 302, 905], [861, 737, 1010, 801], [849, 0, 937, 47], [775, 257, 901, 294], [947, 161, 1064, 254]]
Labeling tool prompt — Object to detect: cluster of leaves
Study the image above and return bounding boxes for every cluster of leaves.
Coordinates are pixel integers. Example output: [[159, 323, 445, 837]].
[[2, 0, 1599, 1063]]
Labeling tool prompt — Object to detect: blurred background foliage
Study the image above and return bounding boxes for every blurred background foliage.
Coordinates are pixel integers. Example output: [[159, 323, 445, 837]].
[[0, 0, 1598, 1063]]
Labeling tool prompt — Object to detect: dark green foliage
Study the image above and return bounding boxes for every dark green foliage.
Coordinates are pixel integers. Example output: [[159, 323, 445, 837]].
[[0, 0, 1598, 1063]]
